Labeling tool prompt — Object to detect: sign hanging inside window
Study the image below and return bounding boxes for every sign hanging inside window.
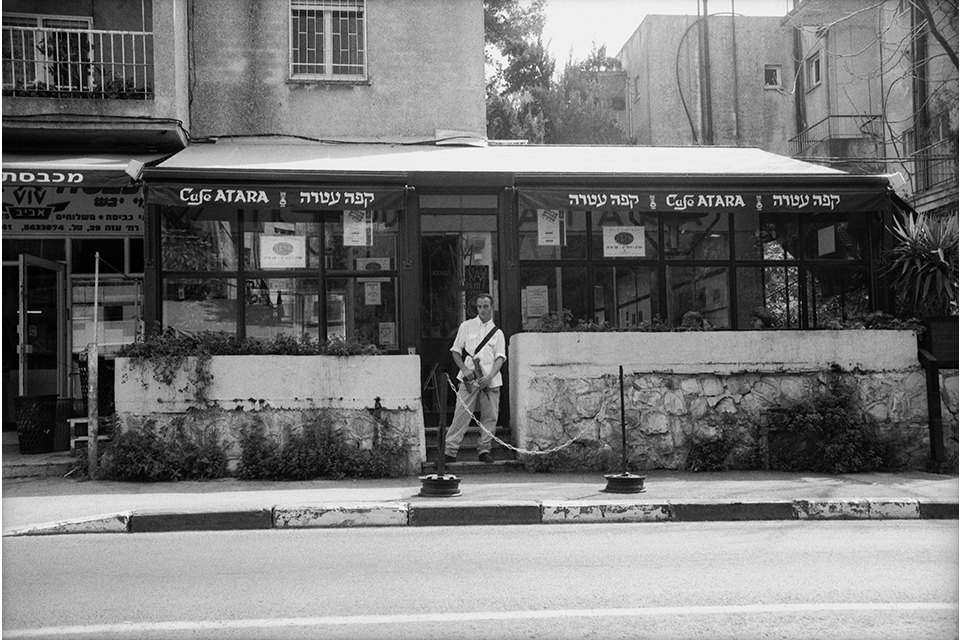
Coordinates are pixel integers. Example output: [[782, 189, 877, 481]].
[[343, 210, 372, 246], [259, 235, 307, 269], [537, 209, 565, 246], [602, 226, 646, 257]]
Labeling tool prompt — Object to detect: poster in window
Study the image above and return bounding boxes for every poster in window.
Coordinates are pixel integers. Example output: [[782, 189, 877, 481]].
[[537, 209, 565, 246], [364, 281, 382, 305], [379, 322, 396, 346], [525, 285, 549, 317], [259, 235, 307, 269], [343, 210, 372, 246], [602, 226, 645, 257], [818, 225, 836, 256]]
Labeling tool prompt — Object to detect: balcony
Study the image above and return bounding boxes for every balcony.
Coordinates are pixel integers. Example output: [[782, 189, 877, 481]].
[[2, 25, 153, 100], [791, 114, 882, 157], [910, 138, 959, 213]]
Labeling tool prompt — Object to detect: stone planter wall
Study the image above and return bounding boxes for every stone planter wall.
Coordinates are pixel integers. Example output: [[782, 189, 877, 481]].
[[115, 355, 425, 475], [509, 331, 957, 471]]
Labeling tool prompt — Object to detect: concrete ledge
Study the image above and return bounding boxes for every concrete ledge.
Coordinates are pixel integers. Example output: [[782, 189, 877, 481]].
[[794, 499, 871, 519], [541, 501, 671, 524], [409, 501, 541, 526], [129, 509, 274, 533], [671, 501, 796, 521], [868, 499, 920, 519], [2, 513, 130, 537], [919, 501, 960, 519], [274, 503, 409, 528]]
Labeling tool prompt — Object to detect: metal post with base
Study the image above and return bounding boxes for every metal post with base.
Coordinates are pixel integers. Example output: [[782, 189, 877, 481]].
[[603, 365, 646, 494], [419, 372, 461, 497]]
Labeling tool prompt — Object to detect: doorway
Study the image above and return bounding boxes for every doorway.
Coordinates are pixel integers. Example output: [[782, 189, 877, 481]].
[[419, 210, 511, 461]]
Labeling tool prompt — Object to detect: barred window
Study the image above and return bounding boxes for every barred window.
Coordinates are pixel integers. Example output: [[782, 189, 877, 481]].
[[290, 0, 365, 81]]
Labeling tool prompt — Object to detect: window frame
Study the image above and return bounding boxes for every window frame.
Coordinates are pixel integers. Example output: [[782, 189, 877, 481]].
[[805, 52, 822, 90], [288, 0, 367, 83], [2, 13, 93, 91], [763, 64, 781, 90]]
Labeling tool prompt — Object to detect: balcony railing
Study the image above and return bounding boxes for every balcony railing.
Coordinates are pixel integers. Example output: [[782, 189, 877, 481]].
[[791, 114, 882, 156], [2, 26, 153, 99], [912, 138, 959, 193]]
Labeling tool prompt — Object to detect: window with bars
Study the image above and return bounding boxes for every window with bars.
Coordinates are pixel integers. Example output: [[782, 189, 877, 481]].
[[2, 13, 93, 91], [290, 0, 366, 81]]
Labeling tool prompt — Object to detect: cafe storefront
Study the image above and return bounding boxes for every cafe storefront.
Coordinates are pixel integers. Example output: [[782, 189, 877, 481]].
[[142, 141, 900, 447]]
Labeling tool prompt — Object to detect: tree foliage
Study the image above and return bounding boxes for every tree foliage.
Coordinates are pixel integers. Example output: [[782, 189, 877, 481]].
[[483, 1, 627, 144]]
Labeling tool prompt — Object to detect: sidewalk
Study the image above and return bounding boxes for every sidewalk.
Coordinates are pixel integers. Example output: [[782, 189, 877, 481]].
[[3, 469, 957, 536]]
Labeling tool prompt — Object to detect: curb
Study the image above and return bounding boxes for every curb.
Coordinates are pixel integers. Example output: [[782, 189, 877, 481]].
[[3, 499, 957, 537]]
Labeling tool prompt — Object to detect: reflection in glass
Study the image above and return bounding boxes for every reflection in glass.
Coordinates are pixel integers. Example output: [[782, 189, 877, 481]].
[[737, 214, 799, 261], [666, 266, 730, 328], [161, 207, 238, 271], [594, 266, 658, 328], [324, 210, 399, 271], [736, 267, 800, 328], [245, 277, 320, 341], [162, 278, 238, 334], [663, 212, 729, 260], [801, 215, 868, 260], [805, 266, 869, 327]]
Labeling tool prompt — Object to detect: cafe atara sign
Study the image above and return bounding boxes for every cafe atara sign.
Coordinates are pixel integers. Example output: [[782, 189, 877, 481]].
[[519, 188, 890, 214]]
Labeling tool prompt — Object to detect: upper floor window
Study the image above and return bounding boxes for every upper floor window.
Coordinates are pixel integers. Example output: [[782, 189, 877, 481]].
[[805, 53, 821, 89], [290, 0, 366, 82], [764, 64, 781, 89]]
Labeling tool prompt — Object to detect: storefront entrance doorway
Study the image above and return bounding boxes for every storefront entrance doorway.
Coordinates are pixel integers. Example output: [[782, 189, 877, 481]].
[[419, 209, 511, 462], [13, 255, 67, 398]]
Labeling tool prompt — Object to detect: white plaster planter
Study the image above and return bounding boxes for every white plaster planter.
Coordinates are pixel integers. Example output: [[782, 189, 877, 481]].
[[115, 354, 425, 474]]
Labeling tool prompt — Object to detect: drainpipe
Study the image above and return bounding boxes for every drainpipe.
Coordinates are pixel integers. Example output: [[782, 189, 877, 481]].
[[730, 0, 741, 146], [699, 0, 715, 145]]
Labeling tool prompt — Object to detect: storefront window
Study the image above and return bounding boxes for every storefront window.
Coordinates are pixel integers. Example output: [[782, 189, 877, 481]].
[[520, 265, 588, 329], [324, 211, 398, 271], [801, 214, 869, 261], [160, 208, 238, 271], [71, 239, 125, 274], [805, 265, 869, 326], [245, 277, 320, 341], [663, 211, 730, 260], [243, 215, 321, 271], [593, 266, 658, 328], [736, 214, 799, 261], [518, 209, 587, 260], [72, 279, 143, 356], [666, 265, 730, 328], [326, 277, 398, 349], [736, 266, 801, 328], [162, 277, 238, 334]]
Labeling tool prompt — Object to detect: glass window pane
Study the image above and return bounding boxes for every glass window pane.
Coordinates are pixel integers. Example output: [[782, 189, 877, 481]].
[[592, 210, 658, 259], [737, 214, 800, 261], [666, 266, 730, 328], [243, 212, 322, 271], [2, 239, 65, 262], [520, 265, 588, 329], [324, 210, 398, 271], [736, 266, 800, 329], [162, 277, 238, 334], [161, 208, 238, 271], [801, 214, 869, 260], [594, 266, 659, 328], [805, 266, 870, 327], [663, 212, 730, 260], [245, 277, 320, 341], [326, 277, 398, 350], [72, 278, 143, 355], [129, 239, 144, 273], [71, 239, 124, 274], [518, 209, 587, 260]]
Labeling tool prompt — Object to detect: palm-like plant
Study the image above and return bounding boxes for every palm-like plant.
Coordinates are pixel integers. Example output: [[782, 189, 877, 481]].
[[885, 211, 958, 317]]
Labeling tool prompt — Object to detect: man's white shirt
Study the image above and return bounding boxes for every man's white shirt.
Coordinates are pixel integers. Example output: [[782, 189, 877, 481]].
[[450, 316, 507, 388]]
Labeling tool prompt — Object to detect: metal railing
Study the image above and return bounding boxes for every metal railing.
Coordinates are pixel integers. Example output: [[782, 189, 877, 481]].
[[912, 138, 959, 192], [791, 114, 882, 156], [2, 26, 153, 99]]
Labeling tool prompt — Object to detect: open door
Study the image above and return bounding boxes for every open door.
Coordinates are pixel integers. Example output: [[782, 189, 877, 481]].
[[18, 254, 67, 397]]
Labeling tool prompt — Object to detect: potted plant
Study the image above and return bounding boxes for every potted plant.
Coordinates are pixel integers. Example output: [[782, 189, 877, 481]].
[[884, 210, 958, 361]]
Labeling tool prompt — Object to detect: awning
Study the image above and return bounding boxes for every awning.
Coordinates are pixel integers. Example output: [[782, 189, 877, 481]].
[[2, 152, 171, 188], [148, 184, 407, 211], [518, 187, 891, 214]]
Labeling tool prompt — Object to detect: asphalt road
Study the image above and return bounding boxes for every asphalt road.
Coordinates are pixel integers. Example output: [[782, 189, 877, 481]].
[[3, 521, 958, 639]]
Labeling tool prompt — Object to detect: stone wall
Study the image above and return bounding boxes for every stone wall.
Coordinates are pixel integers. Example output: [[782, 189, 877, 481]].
[[115, 355, 425, 475], [509, 331, 958, 471]]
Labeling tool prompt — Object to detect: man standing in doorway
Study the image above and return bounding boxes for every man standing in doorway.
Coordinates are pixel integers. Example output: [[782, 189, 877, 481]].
[[445, 293, 506, 464]]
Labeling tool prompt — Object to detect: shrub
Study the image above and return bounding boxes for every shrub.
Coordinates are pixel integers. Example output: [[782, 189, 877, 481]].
[[99, 420, 228, 482], [237, 415, 405, 481], [686, 413, 762, 472], [766, 385, 897, 474]]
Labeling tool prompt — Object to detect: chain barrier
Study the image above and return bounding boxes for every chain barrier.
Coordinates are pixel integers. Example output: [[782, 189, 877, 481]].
[[445, 375, 616, 456]]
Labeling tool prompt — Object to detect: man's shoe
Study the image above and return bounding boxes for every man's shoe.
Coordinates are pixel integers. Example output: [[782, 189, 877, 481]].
[[443, 454, 457, 464], [478, 452, 494, 464]]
